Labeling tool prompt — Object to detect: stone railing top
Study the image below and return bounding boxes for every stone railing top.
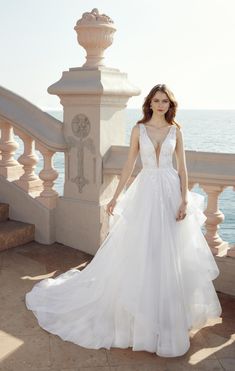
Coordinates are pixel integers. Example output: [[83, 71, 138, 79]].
[[103, 146, 235, 186], [0, 85, 66, 152], [185, 150, 235, 185]]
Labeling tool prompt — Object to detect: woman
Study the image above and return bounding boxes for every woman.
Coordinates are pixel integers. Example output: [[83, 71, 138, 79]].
[[26, 84, 222, 358]]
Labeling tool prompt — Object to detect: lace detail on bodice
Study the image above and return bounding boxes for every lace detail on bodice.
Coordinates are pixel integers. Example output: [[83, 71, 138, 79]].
[[139, 123, 177, 169]]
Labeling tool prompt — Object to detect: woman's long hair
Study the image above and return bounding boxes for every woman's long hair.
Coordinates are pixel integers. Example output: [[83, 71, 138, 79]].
[[137, 84, 181, 129]]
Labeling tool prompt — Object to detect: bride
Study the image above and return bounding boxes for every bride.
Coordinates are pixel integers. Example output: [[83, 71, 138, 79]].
[[25, 83, 222, 358]]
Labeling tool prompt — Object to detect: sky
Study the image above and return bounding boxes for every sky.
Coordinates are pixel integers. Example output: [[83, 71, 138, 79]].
[[0, 0, 235, 110]]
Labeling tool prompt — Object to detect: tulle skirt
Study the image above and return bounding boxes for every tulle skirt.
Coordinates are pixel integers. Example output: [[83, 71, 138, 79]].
[[25, 167, 222, 357]]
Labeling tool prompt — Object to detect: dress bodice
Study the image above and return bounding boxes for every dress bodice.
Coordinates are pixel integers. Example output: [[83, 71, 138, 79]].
[[139, 123, 177, 169]]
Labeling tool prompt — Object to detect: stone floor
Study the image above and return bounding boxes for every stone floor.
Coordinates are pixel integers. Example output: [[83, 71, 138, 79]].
[[0, 241, 234, 371]]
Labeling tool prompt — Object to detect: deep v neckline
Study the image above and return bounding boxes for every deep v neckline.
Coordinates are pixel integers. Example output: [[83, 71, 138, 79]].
[[142, 124, 173, 167]]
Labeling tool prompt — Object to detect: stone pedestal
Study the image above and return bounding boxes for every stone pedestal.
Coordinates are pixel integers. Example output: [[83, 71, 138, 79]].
[[48, 9, 140, 254]]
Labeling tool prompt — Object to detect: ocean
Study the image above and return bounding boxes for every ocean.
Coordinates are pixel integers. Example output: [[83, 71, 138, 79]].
[[15, 109, 235, 245]]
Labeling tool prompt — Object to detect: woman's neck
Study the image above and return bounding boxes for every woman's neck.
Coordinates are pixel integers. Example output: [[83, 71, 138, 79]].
[[147, 113, 169, 128]]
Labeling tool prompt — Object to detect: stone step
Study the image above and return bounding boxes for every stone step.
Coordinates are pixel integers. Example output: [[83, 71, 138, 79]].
[[0, 220, 35, 251], [0, 203, 9, 222]]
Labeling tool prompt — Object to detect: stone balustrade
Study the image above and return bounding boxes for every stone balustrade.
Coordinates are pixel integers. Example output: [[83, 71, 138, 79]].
[[0, 120, 60, 209], [1, 120, 234, 257]]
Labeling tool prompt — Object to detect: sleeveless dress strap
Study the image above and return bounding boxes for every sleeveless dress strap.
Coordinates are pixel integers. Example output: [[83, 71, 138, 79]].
[[138, 123, 144, 139], [171, 124, 177, 139]]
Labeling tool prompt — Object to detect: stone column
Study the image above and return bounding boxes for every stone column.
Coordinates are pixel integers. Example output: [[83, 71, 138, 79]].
[[13, 129, 42, 193], [202, 184, 228, 255], [0, 120, 23, 180], [227, 185, 235, 257], [35, 143, 59, 209], [48, 8, 140, 254]]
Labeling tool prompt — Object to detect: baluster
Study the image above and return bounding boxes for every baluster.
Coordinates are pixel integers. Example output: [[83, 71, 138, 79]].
[[201, 184, 228, 255], [35, 143, 58, 208], [227, 186, 235, 257], [13, 129, 42, 193], [0, 120, 23, 180]]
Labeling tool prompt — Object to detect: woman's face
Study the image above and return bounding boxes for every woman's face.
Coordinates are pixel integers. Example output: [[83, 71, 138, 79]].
[[150, 91, 170, 115]]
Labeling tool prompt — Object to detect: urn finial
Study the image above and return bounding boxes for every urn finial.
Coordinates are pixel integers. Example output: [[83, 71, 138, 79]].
[[74, 8, 116, 69]]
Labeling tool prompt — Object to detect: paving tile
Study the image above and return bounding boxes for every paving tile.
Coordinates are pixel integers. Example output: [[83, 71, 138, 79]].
[[214, 341, 235, 359], [0, 333, 51, 370], [0, 369, 50, 371], [164, 355, 224, 371], [0, 299, 44, 336], [201, 310, 235, 340], [49, 335, 109, 369], [110, 363, 166, 370], [199, 331, 235, 359], [218, 358, 235, 371], [0, 368, 78, 371], [192, 359, 224, 371], [164, 356, 222, 371], [165, 361, 192, 371], [211, 320, 235, 339], [185, 345, 218, 362], [19, 241, 93, 274], [78, 367, 111, 371], [0, 246, 46, 272], [106, 347, 166, 366], [189, 331, 208, 347], [0, 269, 50, 312], [0, 242, 234, 371], [0, 250, 5, 268], [0, 254, 47, 295]]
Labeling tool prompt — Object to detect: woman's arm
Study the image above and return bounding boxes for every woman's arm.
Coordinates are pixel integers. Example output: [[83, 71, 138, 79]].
[[111, 124, 140, 201], [106, 124, 140, 216], [175, 127, 189, 204]]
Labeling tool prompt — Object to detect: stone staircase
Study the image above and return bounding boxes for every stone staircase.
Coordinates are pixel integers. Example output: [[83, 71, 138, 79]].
[[0, 203, 35, 251]]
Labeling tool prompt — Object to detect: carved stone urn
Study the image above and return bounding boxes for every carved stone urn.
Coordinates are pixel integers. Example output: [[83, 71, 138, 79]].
[[74, 8, 116, 68]]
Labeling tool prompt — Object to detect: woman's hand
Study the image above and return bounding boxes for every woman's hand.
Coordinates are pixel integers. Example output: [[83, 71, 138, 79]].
[[106, 198, 117, 216], [176, 201, 187, 221]]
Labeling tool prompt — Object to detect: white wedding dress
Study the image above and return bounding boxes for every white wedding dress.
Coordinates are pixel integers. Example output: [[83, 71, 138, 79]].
[[25, 123, 222, 357]]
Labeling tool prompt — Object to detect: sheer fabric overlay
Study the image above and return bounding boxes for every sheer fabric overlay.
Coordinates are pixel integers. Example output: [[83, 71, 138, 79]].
[[25, 123, 222, 357]]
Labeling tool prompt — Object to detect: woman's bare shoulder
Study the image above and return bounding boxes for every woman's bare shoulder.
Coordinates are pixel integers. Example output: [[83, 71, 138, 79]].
[[174, 124, 184, 142], [131, 123, 141, 134]]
